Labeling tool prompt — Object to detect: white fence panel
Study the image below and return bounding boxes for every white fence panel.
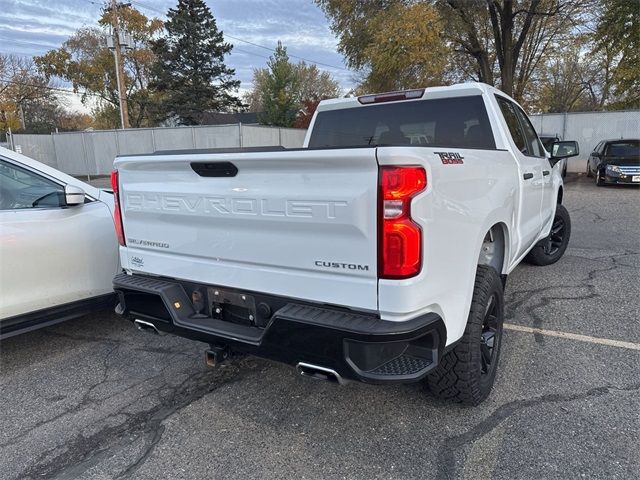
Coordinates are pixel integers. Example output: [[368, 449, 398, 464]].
[[117, 129, 154, 155], [10, 124, 307, 175], [152, 127, 195, 151], [194, 125, 239, 149], [87, 131, 118, 175], [279, 128, 307, 148], [52, 133, 88, 175], [241, 125, 280, 147], [537, 114, 565, 137], [11, 134, 57, 168]]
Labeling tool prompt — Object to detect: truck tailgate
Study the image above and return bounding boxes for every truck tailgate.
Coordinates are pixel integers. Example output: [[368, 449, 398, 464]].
[[115, 149, 379, 311]]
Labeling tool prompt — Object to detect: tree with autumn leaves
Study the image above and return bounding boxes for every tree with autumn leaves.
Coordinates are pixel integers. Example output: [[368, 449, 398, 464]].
[[316, 0, 639, 111], [35, 5, 163, 128], [245, 42, 341, 128], [35, 0, 243, 128]]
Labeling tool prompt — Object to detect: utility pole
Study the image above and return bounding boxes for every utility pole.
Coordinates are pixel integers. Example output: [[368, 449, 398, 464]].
[[18, 103, 26, 130], [110, 0, 130, 129]]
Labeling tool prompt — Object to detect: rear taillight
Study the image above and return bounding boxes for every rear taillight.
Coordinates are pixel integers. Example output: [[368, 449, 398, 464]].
[[110, 169, 126, 246], [379, 166, 426, 279]]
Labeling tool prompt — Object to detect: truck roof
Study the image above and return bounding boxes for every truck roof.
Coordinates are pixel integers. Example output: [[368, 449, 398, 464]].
[[316, 82, 503, 113]]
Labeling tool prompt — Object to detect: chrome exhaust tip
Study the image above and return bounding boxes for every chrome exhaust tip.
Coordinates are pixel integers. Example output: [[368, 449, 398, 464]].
[[296, 362, 345, 385], [133, 319, 164, 335]]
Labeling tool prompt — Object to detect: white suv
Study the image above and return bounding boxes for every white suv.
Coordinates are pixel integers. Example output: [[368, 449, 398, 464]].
[[0, 147, 120, 338]]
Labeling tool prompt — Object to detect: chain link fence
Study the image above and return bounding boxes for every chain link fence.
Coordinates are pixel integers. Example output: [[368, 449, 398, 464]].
[[530, 110, 640, 172], [9, 124, 307, 176]]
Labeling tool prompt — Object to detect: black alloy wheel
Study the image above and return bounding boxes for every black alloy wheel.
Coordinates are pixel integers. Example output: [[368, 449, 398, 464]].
[[480, 294, 499, 375], [524, 204, 571, 266], [542, 215, 565, 256]]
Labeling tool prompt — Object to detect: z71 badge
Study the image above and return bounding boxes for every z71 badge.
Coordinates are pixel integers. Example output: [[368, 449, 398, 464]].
[[435, 152, 464, 164]]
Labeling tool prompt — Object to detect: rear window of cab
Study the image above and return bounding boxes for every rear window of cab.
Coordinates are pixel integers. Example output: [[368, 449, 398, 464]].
[[308, 95, 496, 150]]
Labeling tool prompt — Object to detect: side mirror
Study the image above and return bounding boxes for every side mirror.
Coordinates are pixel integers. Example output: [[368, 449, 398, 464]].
[[551, 140, 579, 162], [65, 184, 85, 206], [592, 151, 601, 158]]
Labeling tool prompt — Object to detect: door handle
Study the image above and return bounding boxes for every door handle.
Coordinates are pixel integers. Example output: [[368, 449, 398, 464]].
[[523, 172, 534, 180], [543, 170, 550, 176]]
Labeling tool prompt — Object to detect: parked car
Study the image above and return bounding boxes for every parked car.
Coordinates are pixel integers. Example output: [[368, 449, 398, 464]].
[[539, 134, 568, 177], [111, 83, 578, 405], [0, 147, 120, 339], [586, 139, 640, 186]]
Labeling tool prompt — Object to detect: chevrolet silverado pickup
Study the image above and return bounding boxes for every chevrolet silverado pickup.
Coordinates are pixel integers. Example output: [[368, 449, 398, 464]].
[[111, 83, 579, 405]]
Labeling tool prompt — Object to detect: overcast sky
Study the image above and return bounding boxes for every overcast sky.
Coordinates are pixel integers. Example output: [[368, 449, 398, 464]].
[[0, 0, 354, 111]]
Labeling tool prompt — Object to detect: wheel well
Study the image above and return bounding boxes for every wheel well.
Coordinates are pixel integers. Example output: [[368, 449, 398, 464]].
[[478, 224, 507, 275], [557, 186, 563, 204]]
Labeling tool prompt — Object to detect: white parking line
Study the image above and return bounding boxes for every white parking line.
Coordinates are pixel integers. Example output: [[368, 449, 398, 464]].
[[503, 323, 640, 351]]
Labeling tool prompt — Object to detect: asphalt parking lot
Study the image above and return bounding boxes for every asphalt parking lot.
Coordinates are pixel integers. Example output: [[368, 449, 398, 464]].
[[1, 174, 638, 480]]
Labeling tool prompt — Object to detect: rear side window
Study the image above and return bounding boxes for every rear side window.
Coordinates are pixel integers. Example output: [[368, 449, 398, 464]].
[[513, 106, 544, 157], [593, 141, 603, 154], [308, 95, 496, 150], [496, 97, 526, 153]]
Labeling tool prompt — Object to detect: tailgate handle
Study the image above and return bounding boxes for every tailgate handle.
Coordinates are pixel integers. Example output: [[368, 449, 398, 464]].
[[191, 162, 238, 177]]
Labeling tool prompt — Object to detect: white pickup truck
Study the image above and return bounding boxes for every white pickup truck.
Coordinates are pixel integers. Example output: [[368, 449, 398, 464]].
[[111, 83, 578, 405]]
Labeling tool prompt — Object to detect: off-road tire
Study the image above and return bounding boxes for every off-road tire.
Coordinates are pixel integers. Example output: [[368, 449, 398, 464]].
[[427, 265, 504, 406], [524, 204, 571, 266]]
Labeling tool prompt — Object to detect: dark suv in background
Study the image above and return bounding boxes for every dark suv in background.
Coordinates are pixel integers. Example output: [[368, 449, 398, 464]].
[[587, 139, 640, 186]]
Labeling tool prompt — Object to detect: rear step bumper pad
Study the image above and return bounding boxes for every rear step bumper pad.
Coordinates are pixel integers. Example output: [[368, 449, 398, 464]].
[[113, 273, 446, 384]]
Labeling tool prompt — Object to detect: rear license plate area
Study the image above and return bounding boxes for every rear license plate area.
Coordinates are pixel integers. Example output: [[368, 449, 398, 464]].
[[208, 287, 257, 326]]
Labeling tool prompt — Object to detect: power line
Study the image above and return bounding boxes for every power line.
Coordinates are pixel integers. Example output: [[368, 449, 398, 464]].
[[2, 31, 336, 75], [0, 50, 34, 59], [223, 33, 348, 71], [2, 38, 271, 65], [0, 77, 105, 99], [3, 36, 275, 67], [125, 0, 349, 71], [6, 0, 349, 74], [4, 38, 54, 53], [0, 40, 260, 92], [0, 41, 258, 89], [0, 38, 61, 50], [232, 47, 271, 61], [2, 2, 347, 86]]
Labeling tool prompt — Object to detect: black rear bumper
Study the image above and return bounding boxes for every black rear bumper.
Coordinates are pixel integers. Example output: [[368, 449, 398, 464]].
[[113, 273, 446, 384]]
